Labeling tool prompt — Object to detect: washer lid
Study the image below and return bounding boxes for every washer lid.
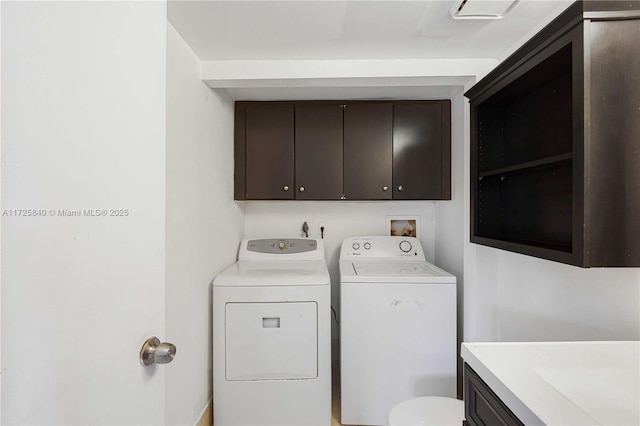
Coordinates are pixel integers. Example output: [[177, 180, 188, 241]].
[[214, 260, 330, 286], [341, 260, 455, 284]]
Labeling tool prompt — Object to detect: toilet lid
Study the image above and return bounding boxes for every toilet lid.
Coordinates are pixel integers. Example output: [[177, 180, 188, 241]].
[[388, 396, 464, 426]]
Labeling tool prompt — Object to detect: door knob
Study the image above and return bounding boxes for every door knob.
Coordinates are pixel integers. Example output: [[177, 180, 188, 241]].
[[140, 336, 176, 366], [398, 184, 404, 192], [283, 185, 289, 191], [299, 186, 305, 192], [382, 186, 388, 191]]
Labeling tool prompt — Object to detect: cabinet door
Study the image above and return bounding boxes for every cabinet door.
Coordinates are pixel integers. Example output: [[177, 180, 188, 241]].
[[344, 103, 393, 200], [245, 103, 294, 199], [295, 104, 343, 200], [393, 101, 451, 200], [464, 364, 524, 426]]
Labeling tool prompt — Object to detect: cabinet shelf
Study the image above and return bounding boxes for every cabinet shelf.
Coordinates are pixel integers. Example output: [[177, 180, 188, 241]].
[[479, 152, 573, 178], [473, 236, 572, 254]]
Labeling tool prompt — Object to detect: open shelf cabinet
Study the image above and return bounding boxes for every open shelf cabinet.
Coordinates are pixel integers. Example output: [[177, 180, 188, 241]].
[[466, 1, 640, 267]]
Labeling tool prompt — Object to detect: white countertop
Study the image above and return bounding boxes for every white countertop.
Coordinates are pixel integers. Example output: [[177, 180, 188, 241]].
[[461, 341, 640, 425]]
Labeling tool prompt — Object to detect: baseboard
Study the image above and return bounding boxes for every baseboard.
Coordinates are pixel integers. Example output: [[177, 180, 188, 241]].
[[195, 398, 213, 426]]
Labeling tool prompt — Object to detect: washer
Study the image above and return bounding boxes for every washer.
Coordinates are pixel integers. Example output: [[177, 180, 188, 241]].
[[213, 238, 331, 426], [339, 236, 457, 426]]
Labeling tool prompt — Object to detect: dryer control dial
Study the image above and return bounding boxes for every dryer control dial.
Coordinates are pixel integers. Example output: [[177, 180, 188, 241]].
[[352, 242, 360, 250], [399, 240, 412, 253]]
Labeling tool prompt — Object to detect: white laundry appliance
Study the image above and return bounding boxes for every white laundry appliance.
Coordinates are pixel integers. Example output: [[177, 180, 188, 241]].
[[213, 238, 331, 426], [339, 236, 457, 426]]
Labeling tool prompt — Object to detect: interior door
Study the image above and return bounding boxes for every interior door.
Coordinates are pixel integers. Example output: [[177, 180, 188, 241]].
[[2, 2, 167, 424]]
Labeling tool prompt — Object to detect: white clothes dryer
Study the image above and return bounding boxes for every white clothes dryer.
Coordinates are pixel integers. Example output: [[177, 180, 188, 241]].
[[213, 238, 331, 426], [339, 236, 457, 426]]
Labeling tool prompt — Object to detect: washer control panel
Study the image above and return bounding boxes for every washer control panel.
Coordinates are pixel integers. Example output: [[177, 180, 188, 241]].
[[341, 236, 425, 260]]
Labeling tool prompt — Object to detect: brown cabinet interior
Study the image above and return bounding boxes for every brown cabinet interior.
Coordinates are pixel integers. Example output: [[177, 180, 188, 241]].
[[466, 1, 640, 267]]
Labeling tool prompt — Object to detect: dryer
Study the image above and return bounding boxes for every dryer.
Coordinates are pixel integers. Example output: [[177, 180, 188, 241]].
[[339, 236, 456, 426], [213, 238, 331, 426]]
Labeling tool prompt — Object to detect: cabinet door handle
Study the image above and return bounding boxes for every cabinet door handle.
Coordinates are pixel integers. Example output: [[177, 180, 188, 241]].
[[398, 184, 404, 192], [283, 185, 289, 191], [299, 186, 305, 192], [382, 186, 388, 191]]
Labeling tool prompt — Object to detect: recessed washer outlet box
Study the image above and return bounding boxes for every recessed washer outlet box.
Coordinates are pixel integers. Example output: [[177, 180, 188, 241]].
[[449, 0, 519, 20]]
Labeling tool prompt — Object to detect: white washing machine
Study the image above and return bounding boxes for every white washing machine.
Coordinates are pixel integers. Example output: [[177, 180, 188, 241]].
[[213, 238, 331, 426], [339, 236, 457, 426]]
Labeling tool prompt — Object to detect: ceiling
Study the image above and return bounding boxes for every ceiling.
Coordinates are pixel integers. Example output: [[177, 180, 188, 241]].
[[168, 0, 573, 61]]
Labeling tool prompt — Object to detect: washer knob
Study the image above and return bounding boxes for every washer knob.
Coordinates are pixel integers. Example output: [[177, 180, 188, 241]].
[[399, 240, 412, 253], [278, 241, 286, 250], [364, 242, 371, 250], [352, 242, 360, 250]]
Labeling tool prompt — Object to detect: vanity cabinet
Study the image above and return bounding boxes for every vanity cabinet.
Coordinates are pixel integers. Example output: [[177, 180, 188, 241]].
[[235, 100, 451, 201], [465, 1, 640, 266], [463, 364, 523, 426], [462, 341, 640, 425]]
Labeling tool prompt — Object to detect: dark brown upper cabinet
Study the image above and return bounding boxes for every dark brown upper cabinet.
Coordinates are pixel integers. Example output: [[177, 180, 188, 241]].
[[294, 104, 344, 200], [235, 100, 452, 202], [393, 101, 451, 200], [465, 1, 640, 267], [343, 103, 393, 200], [239, 102, 294, 200]]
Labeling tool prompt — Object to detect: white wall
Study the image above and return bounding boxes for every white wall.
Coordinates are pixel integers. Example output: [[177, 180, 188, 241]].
[[434, 92, 465, 294], [434, 90, 467, 394], [2, 1, 167, 424], [165, 24, 244, 424], [465, 247, 640, 342], [0, 2, 3, 419]]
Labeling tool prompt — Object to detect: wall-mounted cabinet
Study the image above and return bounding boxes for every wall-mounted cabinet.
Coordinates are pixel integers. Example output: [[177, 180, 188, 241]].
[[239, 103, 294, 200], [295, 103, 344, 200], [234, 100, 451, 201], [393, 102, 451, 200], [465, 1, 640, 267], [343, 102, 393, 200]]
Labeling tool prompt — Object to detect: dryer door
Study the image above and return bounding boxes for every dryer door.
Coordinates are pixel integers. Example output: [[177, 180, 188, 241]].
[[225, 302, 318, 381]]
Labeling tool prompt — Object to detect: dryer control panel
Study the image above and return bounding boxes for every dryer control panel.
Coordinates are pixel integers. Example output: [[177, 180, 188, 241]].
[[246, 239, 316, 254], [341, 236, 425, 260], [239, 238, 326, 261]]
